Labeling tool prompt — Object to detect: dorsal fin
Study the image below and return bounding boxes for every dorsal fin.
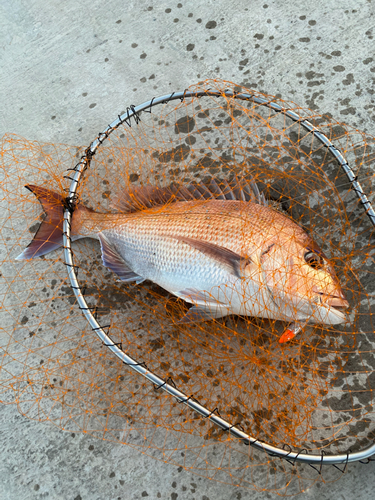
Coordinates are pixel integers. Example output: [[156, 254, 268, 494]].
[[110, 176, 268, 213]]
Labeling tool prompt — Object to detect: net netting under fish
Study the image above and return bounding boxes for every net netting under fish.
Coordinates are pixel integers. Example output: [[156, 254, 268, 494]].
[[1, 79, 375, 495]]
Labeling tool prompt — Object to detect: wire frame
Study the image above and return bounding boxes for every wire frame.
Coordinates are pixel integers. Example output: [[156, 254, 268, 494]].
[[1, 79, 375, 495]]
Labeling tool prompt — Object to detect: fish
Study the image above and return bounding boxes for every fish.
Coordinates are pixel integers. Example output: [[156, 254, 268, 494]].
[[16, 178, 349, 343]]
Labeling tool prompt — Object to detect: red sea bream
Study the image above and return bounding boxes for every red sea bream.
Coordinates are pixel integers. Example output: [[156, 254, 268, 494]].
[[16, 179, 349, 342]]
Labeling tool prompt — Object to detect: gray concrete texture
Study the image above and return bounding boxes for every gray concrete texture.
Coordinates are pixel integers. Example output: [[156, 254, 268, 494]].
[[1, 0, 374, 499]]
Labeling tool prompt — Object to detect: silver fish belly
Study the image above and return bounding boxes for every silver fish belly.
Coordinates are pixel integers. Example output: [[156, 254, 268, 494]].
[[100, 227, 284, 322]]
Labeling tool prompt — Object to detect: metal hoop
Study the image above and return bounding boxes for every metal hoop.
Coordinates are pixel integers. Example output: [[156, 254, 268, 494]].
[[62, 88, 375, 466]]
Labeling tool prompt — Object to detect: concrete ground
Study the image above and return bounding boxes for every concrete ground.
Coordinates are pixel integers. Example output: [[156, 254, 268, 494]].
[[1, 0, 374, 498]]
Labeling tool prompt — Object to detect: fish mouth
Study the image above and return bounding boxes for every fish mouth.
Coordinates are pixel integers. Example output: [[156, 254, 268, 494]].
[[318, 293, 349, 311]]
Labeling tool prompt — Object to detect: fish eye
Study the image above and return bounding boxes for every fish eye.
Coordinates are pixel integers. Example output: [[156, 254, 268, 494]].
[[304, 251, 324, 269]]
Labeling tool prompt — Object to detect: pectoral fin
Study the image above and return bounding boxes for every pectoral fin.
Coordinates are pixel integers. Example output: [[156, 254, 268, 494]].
[[173, 237, 252, 278], [98, 233, 145, 283]]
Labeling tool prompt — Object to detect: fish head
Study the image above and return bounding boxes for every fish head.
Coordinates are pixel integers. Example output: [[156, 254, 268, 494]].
[[260, 233, 349, 325]]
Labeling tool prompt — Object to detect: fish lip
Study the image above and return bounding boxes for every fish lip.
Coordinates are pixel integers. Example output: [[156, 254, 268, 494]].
[[317, 293, 349, 310], [317, 299, 349, 323], [325, 306, 348, 324], [326, 297, 350, 309]]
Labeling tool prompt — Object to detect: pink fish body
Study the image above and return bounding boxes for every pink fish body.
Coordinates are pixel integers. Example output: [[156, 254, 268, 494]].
[[16, 179, 349, 342]]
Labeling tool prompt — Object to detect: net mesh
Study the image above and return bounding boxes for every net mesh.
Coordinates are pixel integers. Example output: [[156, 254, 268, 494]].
[[1, 79, 375, 495]]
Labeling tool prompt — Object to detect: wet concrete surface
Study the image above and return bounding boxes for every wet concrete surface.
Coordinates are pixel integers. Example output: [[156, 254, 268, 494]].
[[1, 0, 374, 498]]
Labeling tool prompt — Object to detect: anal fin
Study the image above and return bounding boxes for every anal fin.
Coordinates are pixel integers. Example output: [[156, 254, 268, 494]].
[[178, 306, 215, 323], [174, 287, 230, 324], [174, 287, 222, 305], [98, 233, 144, 283], [178, 304, 229, 324], [176, 289, 230, 325]]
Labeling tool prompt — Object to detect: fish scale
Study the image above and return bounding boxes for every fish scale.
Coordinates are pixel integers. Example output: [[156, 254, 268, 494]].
[[85, 199, 297, 255]]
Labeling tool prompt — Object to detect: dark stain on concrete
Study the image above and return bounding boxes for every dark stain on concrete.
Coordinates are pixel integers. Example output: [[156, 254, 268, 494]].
[[174, 115, 195, 134], [28, 222, 40, 233], [343, 73, 354, 85], [129, 173, 139, 182], [153, 144, 191, 163]]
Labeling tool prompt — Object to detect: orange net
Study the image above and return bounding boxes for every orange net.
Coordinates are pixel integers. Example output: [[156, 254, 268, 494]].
[[1, 80, 375, 495]]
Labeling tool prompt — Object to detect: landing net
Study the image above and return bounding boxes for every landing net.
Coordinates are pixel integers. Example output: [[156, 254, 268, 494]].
[[1, 80, 375, 495]]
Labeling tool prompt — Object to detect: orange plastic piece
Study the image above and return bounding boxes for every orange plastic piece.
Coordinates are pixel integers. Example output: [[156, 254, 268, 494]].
[[279, 329, 297, 343]]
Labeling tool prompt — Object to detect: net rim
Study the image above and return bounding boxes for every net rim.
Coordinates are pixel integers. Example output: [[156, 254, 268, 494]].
[[61, 85, 375, 465]]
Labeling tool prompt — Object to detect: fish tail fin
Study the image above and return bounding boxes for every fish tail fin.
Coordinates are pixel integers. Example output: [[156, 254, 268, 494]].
[[16, 185, 88, 260]]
